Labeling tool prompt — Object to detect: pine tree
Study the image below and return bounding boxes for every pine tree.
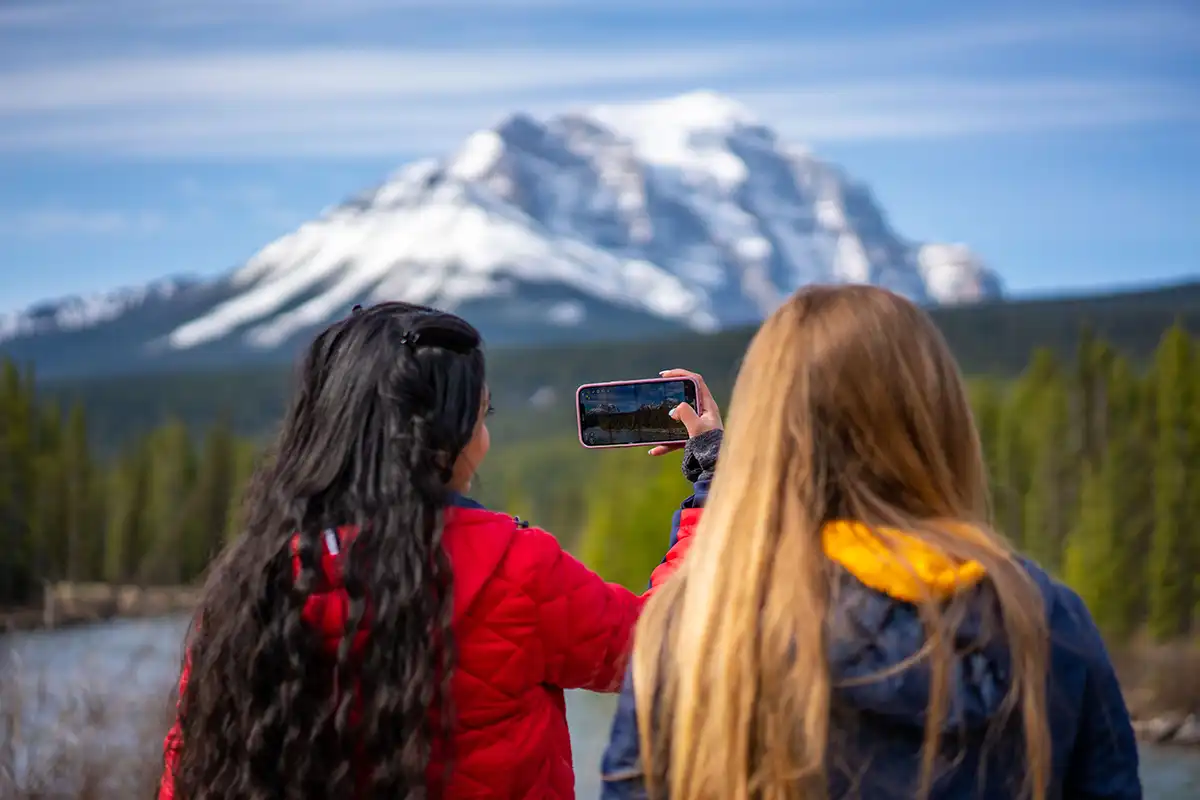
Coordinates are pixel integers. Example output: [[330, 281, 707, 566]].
[[30, 403, 67, 581], [991, 388, 1028, 547], [1019, 351, 1072, 572], [103, 442, 153, 585], [968, 379, 1002, 507], [141, 420, 196, 585], [1075, 324, 1114, 470], [1103, 356, 1152, 635], [1064, 437, 1139, 637], [1186, 329, 1200, 628], [0, 359, 37, 604], [187, 419, 236, 578], [1147, 324, 1192, 640], [86, 460, 110, 582], [61, 403, 92, 581], [224, 440, 261, 543], [0, 361, 37, 582]]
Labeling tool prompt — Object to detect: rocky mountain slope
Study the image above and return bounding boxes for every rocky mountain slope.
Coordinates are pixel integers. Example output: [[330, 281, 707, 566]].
[[1, 91, 1001, 378]]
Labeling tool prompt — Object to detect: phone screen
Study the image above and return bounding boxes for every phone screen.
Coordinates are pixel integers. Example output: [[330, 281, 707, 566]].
[[577, 379, 699, 447]]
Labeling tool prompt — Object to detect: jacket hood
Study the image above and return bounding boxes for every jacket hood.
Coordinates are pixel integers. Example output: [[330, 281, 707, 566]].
[[822, 521, 1016, 734]]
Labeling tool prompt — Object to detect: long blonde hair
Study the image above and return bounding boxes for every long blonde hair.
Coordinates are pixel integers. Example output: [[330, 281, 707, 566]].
[[634, 285, 1050, 800]]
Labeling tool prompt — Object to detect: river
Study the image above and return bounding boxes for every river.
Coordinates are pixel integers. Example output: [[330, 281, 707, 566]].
[[3, 616, 1198, 798]]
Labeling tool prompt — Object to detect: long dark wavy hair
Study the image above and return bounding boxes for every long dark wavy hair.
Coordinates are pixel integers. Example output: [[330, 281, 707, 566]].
[[171, 302, 486, 799]]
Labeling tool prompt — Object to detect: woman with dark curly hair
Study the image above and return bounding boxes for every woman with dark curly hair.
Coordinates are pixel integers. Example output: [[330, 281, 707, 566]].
[[156, 302, 720, 800]]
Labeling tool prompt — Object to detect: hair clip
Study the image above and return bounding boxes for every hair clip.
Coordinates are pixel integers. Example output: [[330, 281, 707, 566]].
[[398, 331, 421, 347], [351, 304, 364, 315]]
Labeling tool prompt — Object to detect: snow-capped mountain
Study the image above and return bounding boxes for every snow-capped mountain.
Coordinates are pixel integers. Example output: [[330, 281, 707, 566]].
[[0, 91, 1002, 378], [0, 277, 199, 342]]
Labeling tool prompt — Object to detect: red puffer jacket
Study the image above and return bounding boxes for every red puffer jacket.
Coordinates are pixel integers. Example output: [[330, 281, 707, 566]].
[[159, 504, 698, 799]]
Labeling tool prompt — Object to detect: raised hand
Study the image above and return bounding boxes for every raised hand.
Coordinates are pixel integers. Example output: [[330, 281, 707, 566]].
[[648, 369, 723, 457]]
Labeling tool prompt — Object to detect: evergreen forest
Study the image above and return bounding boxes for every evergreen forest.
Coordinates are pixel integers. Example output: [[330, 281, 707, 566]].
[[2, 323, 1199, 649]]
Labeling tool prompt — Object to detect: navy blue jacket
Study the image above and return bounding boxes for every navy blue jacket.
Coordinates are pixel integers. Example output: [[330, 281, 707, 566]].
[[600, 526, 1141, 796], [653, 428, 721, 576]]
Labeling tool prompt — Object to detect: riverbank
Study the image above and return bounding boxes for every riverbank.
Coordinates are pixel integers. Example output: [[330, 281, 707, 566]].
[[1119, 641, 1200, 749], [0, 583, 200, 633], [1136, 715, 1200, 747], [3, 591, 1198, 751], [1, 614, 1198, 798], [3, 615, 1198, 799]]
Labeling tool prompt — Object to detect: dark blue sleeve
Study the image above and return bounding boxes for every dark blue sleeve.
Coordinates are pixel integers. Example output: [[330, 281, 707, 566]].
[[1060, 590, 1143, 799], [655, 426, 719, 566], [600, 663, 648, 800], [600, 430, 719, 799], [662, 477, 709, 552]]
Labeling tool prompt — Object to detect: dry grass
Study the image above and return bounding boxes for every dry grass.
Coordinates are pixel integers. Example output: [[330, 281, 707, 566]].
[[1112, 638, 1200, 720], [0, 631, 1195, 799], [0, 654, 173, 799]]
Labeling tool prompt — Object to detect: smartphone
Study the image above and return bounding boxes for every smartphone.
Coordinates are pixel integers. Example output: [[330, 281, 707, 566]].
[[576, 377, 700, 449]]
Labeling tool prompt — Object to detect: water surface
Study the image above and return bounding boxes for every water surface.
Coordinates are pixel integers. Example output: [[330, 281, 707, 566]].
[[3, 616, 1197, 798]]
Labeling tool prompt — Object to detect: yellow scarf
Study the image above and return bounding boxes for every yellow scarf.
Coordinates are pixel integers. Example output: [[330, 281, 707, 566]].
[[821, 520, 986, 603]]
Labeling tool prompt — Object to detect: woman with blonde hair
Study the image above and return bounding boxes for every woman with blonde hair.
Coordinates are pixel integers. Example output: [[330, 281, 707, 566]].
[[600, 285, 1140, 800]]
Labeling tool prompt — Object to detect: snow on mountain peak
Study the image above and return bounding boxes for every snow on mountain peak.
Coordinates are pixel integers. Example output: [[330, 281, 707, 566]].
[[1, 91, 1002, 365], [918, 243, 1004, 304], [449, 130, 506, 182], [0, 277, 197, 344], [585, 90, 761, 188], [590, 90, 759, 138]]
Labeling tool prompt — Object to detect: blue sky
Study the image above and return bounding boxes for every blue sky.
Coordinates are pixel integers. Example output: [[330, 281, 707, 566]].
[[0, 0, 1196, 313]]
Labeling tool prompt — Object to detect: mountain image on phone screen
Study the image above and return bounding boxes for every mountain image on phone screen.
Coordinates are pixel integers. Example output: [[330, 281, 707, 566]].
[[577, 378, 698, 448]]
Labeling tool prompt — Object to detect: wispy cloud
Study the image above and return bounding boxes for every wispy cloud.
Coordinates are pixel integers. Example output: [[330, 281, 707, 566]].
[[0, 41, 779, 157], [770, 6, 1200, 63], [0, 184, 304, 241], [0, 5, 66, 27], [2, 76, 1188, 158], [0, 46, 772, 113], [0, 0, 544, 27], [178, 179, 304, 227], [742, 78, 1198, 141], [0, 5, 1193, 157], [0, 209, 165, 236], [0, 0, 816, 30]]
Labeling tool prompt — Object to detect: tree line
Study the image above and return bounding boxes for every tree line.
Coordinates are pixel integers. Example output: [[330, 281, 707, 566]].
[[0, 358, 259, 606], [3, 323, 1199, 645], [32, 279, 1200, 457]]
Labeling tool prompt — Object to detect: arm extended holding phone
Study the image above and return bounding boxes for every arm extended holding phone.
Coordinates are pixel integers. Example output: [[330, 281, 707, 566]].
[[576, 369, 723, 454], [591, 369, 722, 800]]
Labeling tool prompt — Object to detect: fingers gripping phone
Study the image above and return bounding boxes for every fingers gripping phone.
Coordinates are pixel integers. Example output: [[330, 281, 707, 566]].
[[576, 377, 700, 449]]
